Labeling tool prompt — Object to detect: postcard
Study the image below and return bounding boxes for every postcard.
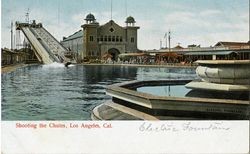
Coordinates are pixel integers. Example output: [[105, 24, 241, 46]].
[[1, 0, 249, 153]]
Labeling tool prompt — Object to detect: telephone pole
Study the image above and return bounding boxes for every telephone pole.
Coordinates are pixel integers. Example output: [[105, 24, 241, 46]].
[[125, 0, 127, 17], [160, 39, 162, 49], [25, 8, 29, 23], [110, 0, 113, 20], [168, 30, 171, 52], [164, 32, 168, 48], [10, 21, 13, 50]]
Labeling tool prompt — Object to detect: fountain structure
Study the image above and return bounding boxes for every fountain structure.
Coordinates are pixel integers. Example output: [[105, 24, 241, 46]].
[[186, 60, 250, 91], [92, 60, 250, 120]]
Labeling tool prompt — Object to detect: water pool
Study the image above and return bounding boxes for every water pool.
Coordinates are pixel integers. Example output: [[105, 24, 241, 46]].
[[137, 85, 191, 97], [1, 64, 196, 120]]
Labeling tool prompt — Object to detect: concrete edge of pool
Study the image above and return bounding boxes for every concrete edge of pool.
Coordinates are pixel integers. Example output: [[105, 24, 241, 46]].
[[92, 80, 250, 120]]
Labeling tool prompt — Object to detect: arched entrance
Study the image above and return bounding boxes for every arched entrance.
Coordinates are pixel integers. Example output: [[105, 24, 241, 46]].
[[108, 48, 120, 61]]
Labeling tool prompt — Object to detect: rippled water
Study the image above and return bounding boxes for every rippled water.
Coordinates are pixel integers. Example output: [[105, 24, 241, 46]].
[[1, 64, 196, 120]]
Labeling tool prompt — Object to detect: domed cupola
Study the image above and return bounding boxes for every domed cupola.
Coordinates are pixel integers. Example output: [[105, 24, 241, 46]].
[[125, 16, 136, 26], [85, 13, 96, 24]]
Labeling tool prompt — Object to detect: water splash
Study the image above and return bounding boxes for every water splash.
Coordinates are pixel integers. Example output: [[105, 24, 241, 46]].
[[67, 64, 75, 67], [42, 62, 65, 69]]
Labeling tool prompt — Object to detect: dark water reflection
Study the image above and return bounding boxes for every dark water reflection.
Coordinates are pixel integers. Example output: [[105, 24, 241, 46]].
[[1, 64, 196, 120]]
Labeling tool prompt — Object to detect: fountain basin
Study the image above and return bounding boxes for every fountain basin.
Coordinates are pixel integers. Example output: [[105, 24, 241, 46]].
[[92, 80, 249, 120]]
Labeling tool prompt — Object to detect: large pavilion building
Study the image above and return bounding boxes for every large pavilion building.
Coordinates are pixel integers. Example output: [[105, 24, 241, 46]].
[[61, 13, 140, 62]]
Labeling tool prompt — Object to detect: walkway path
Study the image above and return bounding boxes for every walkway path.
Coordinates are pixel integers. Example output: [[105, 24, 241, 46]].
[[82, 63, 197, 68]]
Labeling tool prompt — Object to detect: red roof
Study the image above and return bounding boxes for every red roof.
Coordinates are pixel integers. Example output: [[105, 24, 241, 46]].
[[173, 45, 184, 49], [214, 41, 250, 47]]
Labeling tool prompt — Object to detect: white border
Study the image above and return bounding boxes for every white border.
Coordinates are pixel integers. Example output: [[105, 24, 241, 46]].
[[1, 121, 249, 154]]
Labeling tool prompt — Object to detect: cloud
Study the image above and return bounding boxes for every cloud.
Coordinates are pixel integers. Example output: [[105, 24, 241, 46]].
[[199, 10, 222, 16], [135, 8, 249, 49], [1, 8, 82, 48], [137, 19, 165, 50], [159, 1, 188, 11], [72, 13, 83, 24], [1, 2, 249, 50], [160, 9, 249, 47]]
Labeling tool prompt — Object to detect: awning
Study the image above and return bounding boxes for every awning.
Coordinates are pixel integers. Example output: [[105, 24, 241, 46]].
[[2, 48, 15, 54], [184, 51, 237, 56], [102, 53, 113, 59], [158, 52, 182, 57], [118, 53, 149, 57], [237, 50, 250, 53]]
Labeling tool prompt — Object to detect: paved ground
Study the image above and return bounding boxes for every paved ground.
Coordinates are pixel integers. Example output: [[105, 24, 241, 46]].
[[1, 62, 196, 74], [82, 63, 197, 68]]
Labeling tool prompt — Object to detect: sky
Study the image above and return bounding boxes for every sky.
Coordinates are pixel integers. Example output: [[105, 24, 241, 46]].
[[1, 0, 249, 50]]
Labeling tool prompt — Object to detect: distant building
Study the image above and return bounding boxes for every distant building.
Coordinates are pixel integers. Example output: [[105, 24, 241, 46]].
[[61, 30, 83, 61], [173, 45, 184, 49], [214, 41, 250, 49], [187, 44, 200, 48], [1, 48, 38, 66], [61, 13, 140, 61]]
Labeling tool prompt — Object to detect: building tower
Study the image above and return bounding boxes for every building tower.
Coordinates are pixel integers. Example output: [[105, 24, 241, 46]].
[[125, 16, 139, 52], [81, 13, 99, 60]]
